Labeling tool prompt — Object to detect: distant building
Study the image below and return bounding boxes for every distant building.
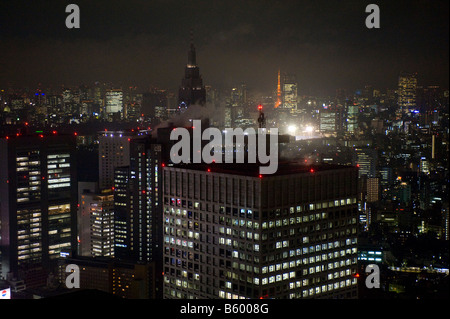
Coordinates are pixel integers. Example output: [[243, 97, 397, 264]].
[[366, 177, 380, 203], [142, 90, 167, 122], [397, 72, 417, 117], [282, 74, 298, 111], [346, 102, 359, 133], [178, 38, 206, 109], [105, 89, 123, 115], [320, 104, 344, 135], [354, 148, 377, 178]]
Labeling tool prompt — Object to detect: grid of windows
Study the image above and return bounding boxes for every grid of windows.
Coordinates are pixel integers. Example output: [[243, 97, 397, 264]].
[[162, 166, 359, 299]]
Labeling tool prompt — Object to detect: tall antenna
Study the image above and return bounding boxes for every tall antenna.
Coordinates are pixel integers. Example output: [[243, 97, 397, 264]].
[[187, 29, 196, 67]]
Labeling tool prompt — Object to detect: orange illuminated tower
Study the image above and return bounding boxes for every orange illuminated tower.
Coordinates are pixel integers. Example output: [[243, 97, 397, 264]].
[[275, 69, 282, 108]]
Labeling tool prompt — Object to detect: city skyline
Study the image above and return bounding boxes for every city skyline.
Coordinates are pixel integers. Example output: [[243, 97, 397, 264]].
[[0, 0, 448, 304], [0, 0, 448, 94]]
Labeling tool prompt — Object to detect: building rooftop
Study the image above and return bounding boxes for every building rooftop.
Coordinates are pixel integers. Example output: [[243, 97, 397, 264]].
[[167, 161, 357, 177]]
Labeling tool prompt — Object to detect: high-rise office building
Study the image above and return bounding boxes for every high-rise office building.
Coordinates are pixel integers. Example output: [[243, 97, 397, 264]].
[[113, 166, 130, 259], [98, 131, 132, 190], [162, 162, 359, 299], [78, 190, 115, 257], [282, 74, 298, 111], [443, 205, 449, 241], [178, 37, 206, 109], [0, 134, 77, 285], [105, 89, 124, 115], [109, 129, 175, 298], [346, 102, 359, 133], [111, 135, 166, 298], [397, 72, 418, 117], [354, 148, 377, 179], [366, 177, 380, 203], [127, 137, 163, 264], [319, 104, 344, 135]]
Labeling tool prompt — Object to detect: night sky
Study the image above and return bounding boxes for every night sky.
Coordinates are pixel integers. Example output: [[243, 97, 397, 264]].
[[0, 0, 448, 95]]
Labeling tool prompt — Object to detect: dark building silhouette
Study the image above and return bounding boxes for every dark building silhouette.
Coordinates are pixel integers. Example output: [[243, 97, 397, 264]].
[[111, 131, 174, 299], [178, 36, 206, 109], [142, 89, 167, 121]]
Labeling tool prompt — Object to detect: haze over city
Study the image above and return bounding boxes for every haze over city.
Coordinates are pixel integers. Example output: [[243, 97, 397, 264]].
[[1, 0, 448, 94], [0, 0, 448, 310]]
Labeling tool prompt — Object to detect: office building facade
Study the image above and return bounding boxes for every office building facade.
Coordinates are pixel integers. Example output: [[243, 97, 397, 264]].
[[397, 72, 418, 117], [58, 256, 156, 299], [113, 166, 131, 259], [98, 131, 132, 190], [105, 89, 124, 115], [0, 134, 77, 283], [162, 163, 359, 299], [78, 190, 115, 257], [110, 136, 165, 298]]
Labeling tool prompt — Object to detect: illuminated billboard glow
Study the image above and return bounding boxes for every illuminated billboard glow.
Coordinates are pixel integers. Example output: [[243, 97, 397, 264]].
[[0, 288, 11, 299]]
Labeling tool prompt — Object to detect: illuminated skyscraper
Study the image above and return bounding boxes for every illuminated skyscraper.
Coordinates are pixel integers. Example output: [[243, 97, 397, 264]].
[[105, 89, 124, 115], [163, 163, 359, 299], [114, 135, 165, 298], [113, 166, 130, 259], [354, 148, 377, 179], [397, 72, 417, 117], [346, 102, 359, 134], [128, 137, 163, 264], [282, 74, 298, 111], [78, 190, 115, 257], [366, 177, 380, 203], [0, 134, 77, 285], [320, 104, 345, 135]]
